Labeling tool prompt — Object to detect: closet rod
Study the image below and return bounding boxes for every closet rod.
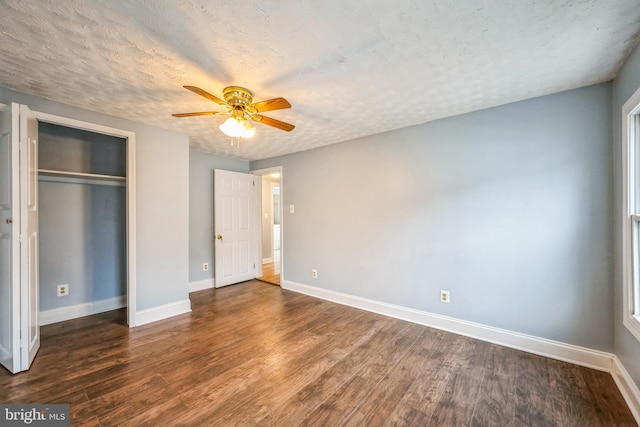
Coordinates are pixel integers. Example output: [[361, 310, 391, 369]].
[[38, 169, 126, 187]]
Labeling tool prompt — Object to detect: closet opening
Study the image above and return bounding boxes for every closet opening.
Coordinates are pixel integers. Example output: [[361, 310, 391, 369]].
[[32, 111, 137, 327]]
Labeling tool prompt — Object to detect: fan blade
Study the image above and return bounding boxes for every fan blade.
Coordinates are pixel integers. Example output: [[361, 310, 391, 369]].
[[183, 86, 227, 106], [172, 111, 227, 117], [252, 114, 295, 132], [251, 97, 291, 113]]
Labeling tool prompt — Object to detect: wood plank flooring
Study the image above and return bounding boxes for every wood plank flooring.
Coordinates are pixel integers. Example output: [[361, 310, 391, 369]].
[[0, 280, 635, 426], [257, 260, 280, 285]]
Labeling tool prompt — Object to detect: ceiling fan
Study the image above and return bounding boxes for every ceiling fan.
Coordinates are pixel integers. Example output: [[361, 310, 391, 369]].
[[173, 85, 294, 138]]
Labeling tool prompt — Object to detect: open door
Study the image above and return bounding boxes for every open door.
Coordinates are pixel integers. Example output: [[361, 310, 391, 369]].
[[20, 105, 39, 370], [0, 103, 21, 373], [0, 103, 40, 374], [214, 169, 261, 287]]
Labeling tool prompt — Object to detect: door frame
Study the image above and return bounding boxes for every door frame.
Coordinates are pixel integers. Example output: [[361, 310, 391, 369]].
[[31, 111, 138, 327], [251, 166, 284, 283]]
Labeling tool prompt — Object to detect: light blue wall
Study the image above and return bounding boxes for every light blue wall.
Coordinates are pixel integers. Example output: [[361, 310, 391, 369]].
[[0, 86, 190, 313], [39, 183, 126, 310], [189, 150, 249, 283], [38, 122, 127, 176], [252, 83, 614, 351], [39, 123, 127, 311], [613, 43, 640, 389]]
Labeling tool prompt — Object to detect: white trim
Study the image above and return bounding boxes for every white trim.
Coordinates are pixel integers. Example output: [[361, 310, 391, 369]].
[[621, 85, 640, 343], [282, 280, 614, 372], [612, 356, 640, 424], [135, 299, 191, 327], [189, 278, 215, 293], [254, 175, 263, 279], [126, 128, 137, 327], [31, 110, 138, 328], [262, 257, 273, 264], [31, 111, 135, 138], [39, 296, 127, 326], [93, 296, 127, 313]]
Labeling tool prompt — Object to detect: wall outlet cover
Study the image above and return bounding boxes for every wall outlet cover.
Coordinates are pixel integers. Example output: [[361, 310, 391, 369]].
[[57, 284, 69, 297], [440, 290, 450, 304]]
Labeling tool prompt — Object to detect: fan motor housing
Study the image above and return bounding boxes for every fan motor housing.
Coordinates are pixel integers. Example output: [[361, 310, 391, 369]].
[[223, 86, 254, 107]]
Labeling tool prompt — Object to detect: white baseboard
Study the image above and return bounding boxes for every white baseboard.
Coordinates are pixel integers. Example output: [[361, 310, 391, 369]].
[[262, 257, 273, 264], [135, 299, 191, 327], [612, 356, 640, 424], [282, 280, 613, 372], [40, 295, 127, 326], [189, 278, 215, 293]]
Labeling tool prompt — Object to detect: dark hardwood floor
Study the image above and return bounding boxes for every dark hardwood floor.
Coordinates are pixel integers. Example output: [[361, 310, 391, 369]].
[[0, 280, 635, 426]]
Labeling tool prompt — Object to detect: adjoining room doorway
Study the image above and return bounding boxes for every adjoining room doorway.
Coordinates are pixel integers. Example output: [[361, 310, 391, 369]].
[[252, 167, 282, 286]]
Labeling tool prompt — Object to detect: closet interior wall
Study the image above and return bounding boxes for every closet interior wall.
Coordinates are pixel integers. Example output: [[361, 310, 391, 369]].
[[38, 122, 127, 318]]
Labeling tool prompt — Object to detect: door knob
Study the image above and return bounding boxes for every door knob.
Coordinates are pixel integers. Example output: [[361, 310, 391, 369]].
[[5, 219, 11, 224], [216, 234, 223, 240]]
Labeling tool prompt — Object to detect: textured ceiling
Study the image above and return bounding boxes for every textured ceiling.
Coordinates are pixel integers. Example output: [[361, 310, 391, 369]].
[[1, 1, 640, 161]]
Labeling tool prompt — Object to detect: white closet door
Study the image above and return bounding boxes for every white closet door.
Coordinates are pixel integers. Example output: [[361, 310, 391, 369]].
[[0, 103, 40, 374], [0, 103, 21, 374], [19, 104, 39, 370]]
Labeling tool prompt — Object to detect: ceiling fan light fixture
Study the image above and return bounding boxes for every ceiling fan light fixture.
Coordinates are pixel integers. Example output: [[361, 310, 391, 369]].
[[241, 119, 256, 138], [176, 85, 294, 137], [219, 116, 255, 138]]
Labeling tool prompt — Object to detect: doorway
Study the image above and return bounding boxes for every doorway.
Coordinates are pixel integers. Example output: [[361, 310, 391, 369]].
[[33, 110, 137, 327], [253, 167, 283, 286], [38, 122, 127, 326]]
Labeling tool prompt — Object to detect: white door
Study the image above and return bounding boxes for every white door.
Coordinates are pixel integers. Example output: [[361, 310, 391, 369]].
[[214, 170, 261, 287], [19, 105, 39, 370], [0, 103, 40, 374], [0, 103, 21, 373]]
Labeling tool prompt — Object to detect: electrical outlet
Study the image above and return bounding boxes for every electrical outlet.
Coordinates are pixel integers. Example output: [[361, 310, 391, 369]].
[[57, 284, 69, 297], [440, 290, 450, 304], [203, 262, 209, 272], [311, 269, 318, 279]]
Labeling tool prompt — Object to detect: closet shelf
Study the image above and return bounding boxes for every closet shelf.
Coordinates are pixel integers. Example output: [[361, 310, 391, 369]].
[[38, 169, 126, 187]]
